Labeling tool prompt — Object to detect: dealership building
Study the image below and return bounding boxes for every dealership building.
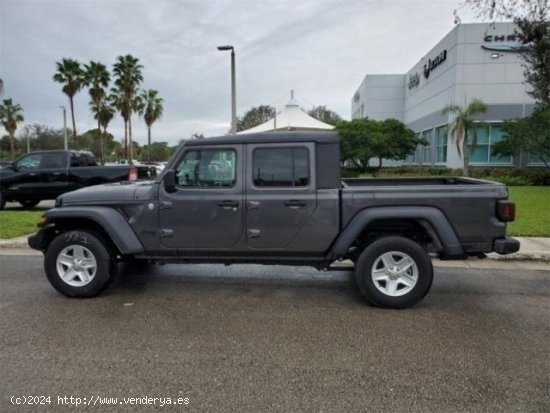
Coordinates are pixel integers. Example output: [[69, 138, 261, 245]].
[[351, 22, 538, 168]]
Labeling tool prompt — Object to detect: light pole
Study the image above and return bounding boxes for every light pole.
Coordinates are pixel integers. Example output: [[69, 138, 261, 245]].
[[59, 106, 68, 150], [217, 45, 236, 134]]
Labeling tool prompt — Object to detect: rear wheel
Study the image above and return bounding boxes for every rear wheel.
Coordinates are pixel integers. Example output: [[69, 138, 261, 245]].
[[355, 236, 433, 309], [44, 230, 115, 298], [0, 192, 5, 210], [19, 199, 40, 209]]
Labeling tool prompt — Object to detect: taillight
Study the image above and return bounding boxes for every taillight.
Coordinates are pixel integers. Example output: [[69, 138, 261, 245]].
[[497, 200, 516, 222], [128, 167, 138, 181]]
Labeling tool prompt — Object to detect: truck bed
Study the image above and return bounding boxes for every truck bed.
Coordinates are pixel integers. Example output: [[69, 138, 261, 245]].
[[340, 177, 508, 254], [342, 177, 491, 186]]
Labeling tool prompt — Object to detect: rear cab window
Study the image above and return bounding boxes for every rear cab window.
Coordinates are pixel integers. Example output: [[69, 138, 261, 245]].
[[252, 147, 310, 187]]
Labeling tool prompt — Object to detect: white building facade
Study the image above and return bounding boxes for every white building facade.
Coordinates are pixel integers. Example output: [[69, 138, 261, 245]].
[[351, 22, 538, 168]]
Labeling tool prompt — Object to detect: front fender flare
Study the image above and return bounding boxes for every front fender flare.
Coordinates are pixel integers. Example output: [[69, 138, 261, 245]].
[[329, 206, 464, 259], [43, 207, 144, 254]]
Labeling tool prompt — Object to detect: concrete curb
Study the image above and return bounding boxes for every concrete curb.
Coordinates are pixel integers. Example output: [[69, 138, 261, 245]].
[[0, 236, 30, 249], [0, 234, 548, 261]]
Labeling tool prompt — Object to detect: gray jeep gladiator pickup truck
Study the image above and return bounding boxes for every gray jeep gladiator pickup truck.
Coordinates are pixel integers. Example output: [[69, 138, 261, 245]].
[[28, 132, 519, 308]]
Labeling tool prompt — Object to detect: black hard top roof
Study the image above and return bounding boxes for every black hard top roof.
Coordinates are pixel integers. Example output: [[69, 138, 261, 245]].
[[185, 131, 340, 146]]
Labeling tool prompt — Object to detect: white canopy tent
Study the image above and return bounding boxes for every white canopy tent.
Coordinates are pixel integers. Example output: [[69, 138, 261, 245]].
[[237, 91, 334, 134]]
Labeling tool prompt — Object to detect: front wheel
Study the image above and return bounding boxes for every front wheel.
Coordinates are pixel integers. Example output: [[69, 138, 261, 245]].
[[44, 230, 115, 298], [355, 236, 433, 309]]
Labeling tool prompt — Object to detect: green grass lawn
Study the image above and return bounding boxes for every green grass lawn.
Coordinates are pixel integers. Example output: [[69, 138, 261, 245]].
[[507, 186, 550, 237], [0, 211, 43, 239], [0, 187, 547, 239]]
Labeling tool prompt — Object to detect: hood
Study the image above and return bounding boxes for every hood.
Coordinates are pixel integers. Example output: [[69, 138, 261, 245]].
[[58, 180, 155, 206]]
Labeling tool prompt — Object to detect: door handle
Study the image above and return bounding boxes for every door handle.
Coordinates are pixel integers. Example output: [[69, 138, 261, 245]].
[[284, 200, 307, 208], [218, 200, 239, 209]]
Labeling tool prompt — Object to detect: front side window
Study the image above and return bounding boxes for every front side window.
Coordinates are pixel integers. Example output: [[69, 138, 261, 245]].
[[253, 147, 309, 187], [175, 149, 236, 188], [16, 154, 42, 170]]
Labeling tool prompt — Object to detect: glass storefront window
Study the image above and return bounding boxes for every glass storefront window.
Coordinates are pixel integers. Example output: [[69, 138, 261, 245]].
[[435, 125, 447, 163], [468, 124, 511, 164]]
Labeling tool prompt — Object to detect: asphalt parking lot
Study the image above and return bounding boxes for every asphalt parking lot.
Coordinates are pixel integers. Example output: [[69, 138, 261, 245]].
[[0, 255, 549, 412]]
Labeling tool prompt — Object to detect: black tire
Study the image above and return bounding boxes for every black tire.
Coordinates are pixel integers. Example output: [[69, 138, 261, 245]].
[[19, 199, 40, 209], [44, 230, 115, 298], [355, 236, 433, 309], [0, 192, 5, 210]]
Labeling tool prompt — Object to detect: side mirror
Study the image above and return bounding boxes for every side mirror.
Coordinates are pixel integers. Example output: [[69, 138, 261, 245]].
[[163, 170, 177, 193], [11, 161, 18, 171]]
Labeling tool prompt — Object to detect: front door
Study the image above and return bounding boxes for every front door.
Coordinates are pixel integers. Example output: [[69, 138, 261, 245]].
[[245, 143, 317, 250], [158, 145, 243, 249]]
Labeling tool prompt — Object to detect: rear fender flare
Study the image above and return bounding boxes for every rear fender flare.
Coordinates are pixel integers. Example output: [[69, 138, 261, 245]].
[[329, 206, 463, 259]]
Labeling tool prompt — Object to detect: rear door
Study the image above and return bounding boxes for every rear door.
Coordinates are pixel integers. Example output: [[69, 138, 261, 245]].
[[245, 142, 317, 250], [38, 152, 69, 197], [158, 144, 244, 249]]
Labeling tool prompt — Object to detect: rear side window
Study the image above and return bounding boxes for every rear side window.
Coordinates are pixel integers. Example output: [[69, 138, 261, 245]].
[[253, 147, 309, 187], [40, 153, 67, 169]]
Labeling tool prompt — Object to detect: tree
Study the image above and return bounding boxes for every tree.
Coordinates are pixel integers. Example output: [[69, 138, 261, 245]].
[[442, 98, 488, 177], [308, 105, 342, 126], [92, 98, 116, 165], [0, 78, 3, 96], [85, 61, 110, 164], [78, 128, 116, 161], [492, 107, 550, 167], [53, 58, 84, 143], [112, 55, 143, 162], [137, 89, 164, 162], [20, 124, 65, 151], [109, 88, 129, 158], [236, 105, 275, 131], [336, 118, 424, 171], [515, 16, 550, 107], [376, 119, 425, 168], [0, 98, 24, 158], [465, 0, 550, 107], [142, 141, 171, 162]]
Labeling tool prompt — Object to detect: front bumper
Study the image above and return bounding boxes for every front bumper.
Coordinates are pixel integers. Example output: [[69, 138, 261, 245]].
[[493, 237, 520, 255]]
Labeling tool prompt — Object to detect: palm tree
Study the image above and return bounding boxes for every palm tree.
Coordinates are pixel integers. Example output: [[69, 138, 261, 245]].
[[0, 78, 4, 96], [442, 98, 488, 177], [138, 89, 164, 162], [91, 99, 115, 165], [109, 88, 130, 159], [0, 99, 24, 158], [84, 61, 110, 131], [53, 58, 84, 144], [112, 55, 143, 162]]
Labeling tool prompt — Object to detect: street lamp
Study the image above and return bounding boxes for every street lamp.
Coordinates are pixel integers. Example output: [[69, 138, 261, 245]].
[[59, 106, 68, 150], [217, 45, 236, 134]]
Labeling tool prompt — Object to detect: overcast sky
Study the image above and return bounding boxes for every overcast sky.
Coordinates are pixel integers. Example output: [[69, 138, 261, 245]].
[[0, 0, 479, 145]]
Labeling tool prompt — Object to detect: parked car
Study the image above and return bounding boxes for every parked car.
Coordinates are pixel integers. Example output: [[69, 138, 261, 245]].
[[0, 150, 156, 209], [28, 132, 519, 308]]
